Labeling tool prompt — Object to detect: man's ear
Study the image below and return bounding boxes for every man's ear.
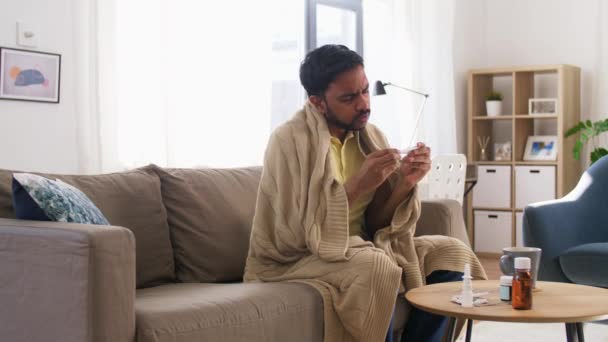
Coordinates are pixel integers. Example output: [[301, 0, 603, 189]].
[[309, 95, 327, 114]]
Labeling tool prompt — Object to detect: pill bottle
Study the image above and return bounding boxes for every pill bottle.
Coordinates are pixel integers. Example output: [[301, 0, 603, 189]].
[[499, 275, 513, 302], [512, 257, 532, 310]]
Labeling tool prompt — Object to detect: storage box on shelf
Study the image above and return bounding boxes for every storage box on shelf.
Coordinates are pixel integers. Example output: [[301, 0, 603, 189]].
[[467, 65, 582, 255]]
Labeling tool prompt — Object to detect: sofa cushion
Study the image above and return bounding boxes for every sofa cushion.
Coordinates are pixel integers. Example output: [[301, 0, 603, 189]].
[[0, 168, 174, 288], [151, 166, 261, 282], [135, 282, 323, 342], [12, 173, 110, 225], [559, 242, 608, 288]]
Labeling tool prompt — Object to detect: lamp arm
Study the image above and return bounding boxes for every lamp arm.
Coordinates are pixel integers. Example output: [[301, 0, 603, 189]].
[[385, 82, 429, 98], [408, 95, 428, 147]]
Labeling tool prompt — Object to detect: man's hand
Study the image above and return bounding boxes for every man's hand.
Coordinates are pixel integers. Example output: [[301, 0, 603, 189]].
[[344, 148, 400, 204], [398, 142, 431, 193]]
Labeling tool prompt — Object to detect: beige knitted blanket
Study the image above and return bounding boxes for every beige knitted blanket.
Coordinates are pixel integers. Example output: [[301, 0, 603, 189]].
[[244, 101, 486, 342]]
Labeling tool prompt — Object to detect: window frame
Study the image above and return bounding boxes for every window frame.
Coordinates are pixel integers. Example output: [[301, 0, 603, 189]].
[[305, 0, 363, 55]]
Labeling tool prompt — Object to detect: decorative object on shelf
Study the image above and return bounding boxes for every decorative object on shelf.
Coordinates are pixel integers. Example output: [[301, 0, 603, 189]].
[[477, 136, 490, 161], [0, 47, 61, 103], [493, 142, 512, 161], [485, 91, 503, 117], [565, 118, 608, 166], [523, 135, 558, 161], [529, 98, 557, 115]]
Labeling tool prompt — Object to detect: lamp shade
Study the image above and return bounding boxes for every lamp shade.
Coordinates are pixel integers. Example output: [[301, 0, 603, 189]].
[[373, 80, 387, 96]]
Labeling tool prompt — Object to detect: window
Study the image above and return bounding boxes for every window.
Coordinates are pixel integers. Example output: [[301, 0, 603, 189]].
[[97, 0, 369, 170], [307, 0, 363, 55], [270, 0, 363, 131]]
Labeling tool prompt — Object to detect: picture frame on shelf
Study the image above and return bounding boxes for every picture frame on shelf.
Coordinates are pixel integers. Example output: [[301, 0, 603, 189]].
[[529, 98, 557, 116], [0, 47, 61, 103], [493, 142, 512, 161], [523, 135, 558, 161]]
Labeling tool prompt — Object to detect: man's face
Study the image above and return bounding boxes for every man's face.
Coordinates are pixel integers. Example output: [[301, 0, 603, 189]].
[[312, 65, 371, 133]]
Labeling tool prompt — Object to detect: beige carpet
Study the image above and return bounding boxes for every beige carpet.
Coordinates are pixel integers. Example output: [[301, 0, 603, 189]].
[[455, 321, 608, 341]]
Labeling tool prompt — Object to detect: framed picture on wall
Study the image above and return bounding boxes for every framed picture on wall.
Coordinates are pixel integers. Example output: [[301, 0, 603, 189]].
[[523, 135, 558, 161], [528, 98, 557, 115], [0, 47, 61, 103]]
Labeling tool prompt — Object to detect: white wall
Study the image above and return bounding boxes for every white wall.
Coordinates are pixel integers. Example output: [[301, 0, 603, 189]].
[[453, 0, 487, 153], [0, 0, 80, 173], [453, 0, 608, 153], [485, 0, 607, 122]]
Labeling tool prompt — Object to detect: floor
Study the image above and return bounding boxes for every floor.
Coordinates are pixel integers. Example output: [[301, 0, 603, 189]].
[[477, 255, 501, 280]]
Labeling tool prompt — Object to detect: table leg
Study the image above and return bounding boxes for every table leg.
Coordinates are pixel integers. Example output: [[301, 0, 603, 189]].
[[576, 322, 585, 342], [465, 319, 473, 342], [445, 317, 457, 342], [565, 323, 578, 342]]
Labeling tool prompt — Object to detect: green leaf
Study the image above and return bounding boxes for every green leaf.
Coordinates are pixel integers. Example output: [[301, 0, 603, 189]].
[[597, 120, 608, 133], [565, 122, 585, 137], [566, 117, 607, 166], [573, 140, 583, 160], [590, 148, 608, 165], [486, 91, 503, 101]]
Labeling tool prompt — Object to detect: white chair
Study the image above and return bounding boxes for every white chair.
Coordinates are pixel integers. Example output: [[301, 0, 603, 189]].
[[426, 154, 467, 205]]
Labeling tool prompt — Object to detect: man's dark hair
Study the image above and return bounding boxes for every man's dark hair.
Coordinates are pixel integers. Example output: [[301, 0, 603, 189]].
[[299, 44, 364, 97]]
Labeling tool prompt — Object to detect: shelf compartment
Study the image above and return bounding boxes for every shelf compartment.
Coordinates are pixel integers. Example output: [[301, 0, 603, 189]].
[[474, 210, 513, 252], [514, 70, 559, 115], [470, 73, 514, 117], [471, 119, 513, 162], [473, 165, 511, 208], [514, 117, 558, 162], [514, 72, 534, 115], [515, 166, 556, 209]]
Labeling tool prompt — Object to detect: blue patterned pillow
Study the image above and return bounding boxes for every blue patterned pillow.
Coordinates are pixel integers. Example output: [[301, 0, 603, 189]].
[[12, 173, 110, 225]]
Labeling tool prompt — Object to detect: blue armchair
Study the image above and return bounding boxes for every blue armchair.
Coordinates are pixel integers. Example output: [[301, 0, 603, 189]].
[[523, 155, 608, 288]]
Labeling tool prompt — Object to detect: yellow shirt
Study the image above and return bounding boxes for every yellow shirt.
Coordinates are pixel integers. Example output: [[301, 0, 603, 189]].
[[329, 132, 375, 236]]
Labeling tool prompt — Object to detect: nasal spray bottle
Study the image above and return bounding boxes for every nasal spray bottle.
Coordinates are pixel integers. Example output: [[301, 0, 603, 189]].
[[461, 263, 474, 307]]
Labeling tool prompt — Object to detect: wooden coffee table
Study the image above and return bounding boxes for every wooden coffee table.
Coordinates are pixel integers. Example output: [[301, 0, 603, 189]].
[[405, 280, 608, 342]]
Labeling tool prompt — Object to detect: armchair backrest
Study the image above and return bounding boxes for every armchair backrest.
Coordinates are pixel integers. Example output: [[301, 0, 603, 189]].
[[523, 155, 608, 281]]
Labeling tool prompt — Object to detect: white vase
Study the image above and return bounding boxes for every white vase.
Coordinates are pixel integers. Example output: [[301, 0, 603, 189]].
[[486, 101, 502, 116]]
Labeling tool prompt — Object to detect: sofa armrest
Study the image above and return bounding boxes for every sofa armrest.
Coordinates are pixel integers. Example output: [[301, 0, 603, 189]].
[[0, 218, 136, 342], [415, 199, 470, 247]]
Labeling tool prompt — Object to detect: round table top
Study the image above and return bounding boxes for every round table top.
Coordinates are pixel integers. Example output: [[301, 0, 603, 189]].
[[405, 280, 608, 323]]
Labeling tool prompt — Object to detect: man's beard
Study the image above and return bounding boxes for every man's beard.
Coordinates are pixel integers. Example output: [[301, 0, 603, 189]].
[[324, 101, 370, 132]]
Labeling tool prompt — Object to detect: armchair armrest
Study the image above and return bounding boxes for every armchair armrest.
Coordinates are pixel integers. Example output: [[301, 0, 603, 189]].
[[0, 218, 136, 342], [416, 199, 470, 247]]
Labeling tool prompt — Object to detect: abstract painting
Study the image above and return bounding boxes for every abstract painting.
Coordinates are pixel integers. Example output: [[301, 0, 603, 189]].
[[0, 47, 61, 103]]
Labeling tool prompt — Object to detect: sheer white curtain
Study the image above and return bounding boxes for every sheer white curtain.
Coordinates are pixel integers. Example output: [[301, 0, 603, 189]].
[[93, 0, 284, 172], [364, 0, 457, 155], [81, 0, 456, 172], [593, 0, 608, 151]]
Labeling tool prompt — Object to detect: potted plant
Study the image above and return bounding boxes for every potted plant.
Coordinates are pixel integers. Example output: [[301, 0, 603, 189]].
[[486, 91, 503, 117], [565, 118, 608, 165]]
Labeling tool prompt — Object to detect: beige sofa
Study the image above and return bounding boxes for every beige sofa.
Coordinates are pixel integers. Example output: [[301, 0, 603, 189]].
[[0, 165, 471, 342]]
